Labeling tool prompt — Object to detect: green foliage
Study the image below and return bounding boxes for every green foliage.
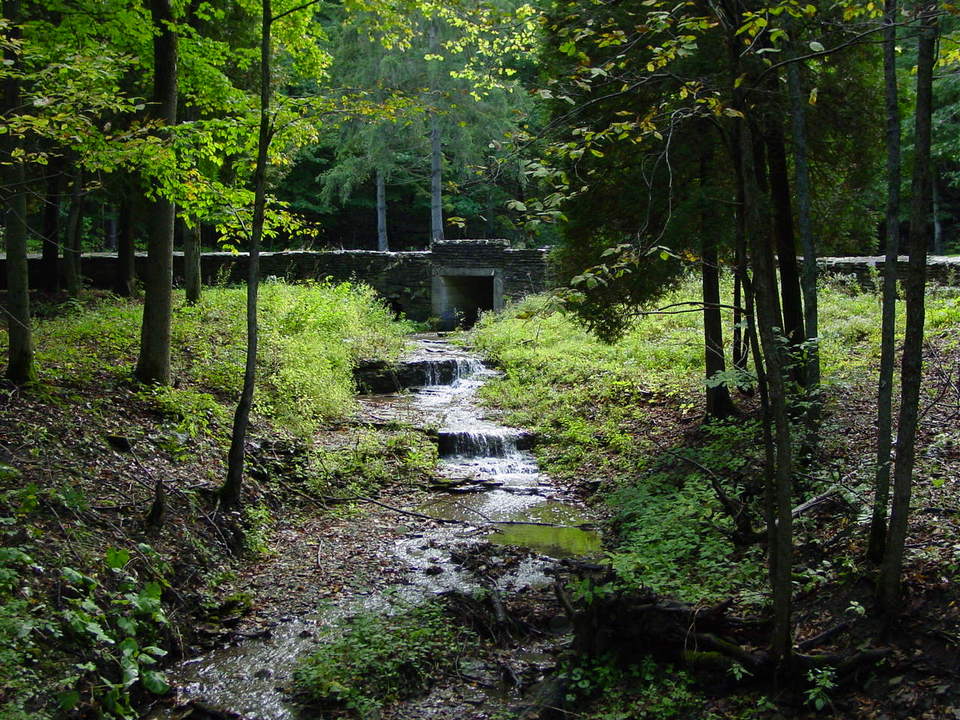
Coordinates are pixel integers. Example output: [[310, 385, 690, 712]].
[[293, 602, 472, 718], [804, 666, 837, 711], [0, 519, 52, 720], [19, 282, 410, 438], [56, 549, 171, 718], [560, 656, 709, 720], [311, 428, 438, 496], [0, 506, 170, 719], [242, 504, 274, 556]]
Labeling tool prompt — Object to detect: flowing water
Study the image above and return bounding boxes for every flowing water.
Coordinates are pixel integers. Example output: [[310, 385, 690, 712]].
[[152, 335, 598, 718]]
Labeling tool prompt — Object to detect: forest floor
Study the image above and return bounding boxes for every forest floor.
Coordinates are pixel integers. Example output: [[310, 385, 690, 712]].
[[3, 278, 960, 720]]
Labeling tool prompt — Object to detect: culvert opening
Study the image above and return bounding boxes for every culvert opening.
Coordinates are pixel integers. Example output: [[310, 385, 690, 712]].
[[438, 274, 495, 329]]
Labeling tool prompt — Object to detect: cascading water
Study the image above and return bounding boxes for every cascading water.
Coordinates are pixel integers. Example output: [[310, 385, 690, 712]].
[[151, 335, 598, 719]]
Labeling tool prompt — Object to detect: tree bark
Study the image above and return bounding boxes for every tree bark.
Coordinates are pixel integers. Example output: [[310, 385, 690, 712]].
[[868, 0, 902, 564], [428, 20, 444, 244], [183, 216, 202, 304], [376, 167, 388, 251], [765, 121, 805, 354], [2, 0, 35, 384], [879, 2, 937, 613], [741, 117, 794, 665], [116, 194, 137, 296], [221, 0, 272, 507], [787, 59, 821, 445], [40, 158, 63, 293], [700, 138, 735, 419], [135, 0, 178, 385], [64, 168, 84, 297]]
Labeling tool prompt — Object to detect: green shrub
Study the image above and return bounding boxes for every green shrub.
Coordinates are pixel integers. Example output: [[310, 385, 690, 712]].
[[10, 281, 411, 438], [293, 602, 471, 718]]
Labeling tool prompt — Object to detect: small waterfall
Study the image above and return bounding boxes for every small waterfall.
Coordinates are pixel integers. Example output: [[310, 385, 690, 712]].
[[438, 430, 518, 458]]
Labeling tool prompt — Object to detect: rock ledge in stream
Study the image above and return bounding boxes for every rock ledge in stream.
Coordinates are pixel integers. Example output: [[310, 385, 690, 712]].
[[355, 359, 467, 393]]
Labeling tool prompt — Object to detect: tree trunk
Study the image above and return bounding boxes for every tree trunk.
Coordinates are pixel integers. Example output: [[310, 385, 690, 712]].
[[40, 158, 63, 293], [183, 216, 202, 304], [116, 194, 137, 296], [376, 167, 388, 251], [741, 118, 794, 665], [765, 121, 805, 354], [932, 170, 943, 254], [429, 114, 443, 243], [868, 0, 902, 564], [428, 21, 443, 244], [700, 139, 735, 420], [879, 2, 937, 614], [2, 0, 35, 384], [731, 126, 750, 380], [64, 168, 84, 297], [221, 0, 272, 507], [135, 0, 178, 385], [787, 59, 821, 446]]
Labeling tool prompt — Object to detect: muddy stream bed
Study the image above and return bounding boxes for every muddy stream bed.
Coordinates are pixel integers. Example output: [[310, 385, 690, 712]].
[[151, 335, 600, 719]]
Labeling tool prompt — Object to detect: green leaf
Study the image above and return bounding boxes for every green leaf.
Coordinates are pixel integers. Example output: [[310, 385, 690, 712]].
[[141, 670, 171, 695], [58, 690, 81, 710], [105, 547, 130, 570]]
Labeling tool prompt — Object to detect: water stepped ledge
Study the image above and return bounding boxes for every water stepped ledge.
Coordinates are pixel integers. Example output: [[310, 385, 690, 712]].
[[354, 357, 486, 394], [437, 429, 534, 458]]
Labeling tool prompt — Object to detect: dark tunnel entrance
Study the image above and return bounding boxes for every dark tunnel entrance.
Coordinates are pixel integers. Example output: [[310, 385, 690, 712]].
[[432, 268, 504, 330]]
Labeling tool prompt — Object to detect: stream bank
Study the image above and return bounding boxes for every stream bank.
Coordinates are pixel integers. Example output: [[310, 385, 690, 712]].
[[150, 334, 600, 719]]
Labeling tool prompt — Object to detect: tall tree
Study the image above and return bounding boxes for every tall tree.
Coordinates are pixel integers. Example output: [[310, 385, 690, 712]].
[[220, 0, 274, 507], [879, 1, 938, 613], [135, 0, 178, 385], [2, 0, 36, 384], [869, 0, 902, 564]]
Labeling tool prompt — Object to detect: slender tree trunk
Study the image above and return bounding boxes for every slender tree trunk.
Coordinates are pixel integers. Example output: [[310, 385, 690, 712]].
[[116, 194, 137, 296], [731, 126, 750, 380], [429, 114, 443, 243], [765, 121, 805, 354], [376, 167, 388, 251], [879, 2, 937, 613], [41, 159, 63, 293], [183, 216, 202, 304], [2, 0, 35, 384], [428, 21, 443, 244], [869, 0, 902, 564], [700, 139, 735, 419], [221, 0, 272, 507], [787, 59, 821, 445], [932, 171, 943, 254], [64, 168, 84, 297], [135, 0, 178, 385], [742, 117, 794, 665]]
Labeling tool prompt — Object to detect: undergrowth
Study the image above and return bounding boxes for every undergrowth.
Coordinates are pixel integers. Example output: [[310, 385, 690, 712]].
[[470, 273, 960, 606], [293, 602, 473, 718], [21, 280, 411, 437]]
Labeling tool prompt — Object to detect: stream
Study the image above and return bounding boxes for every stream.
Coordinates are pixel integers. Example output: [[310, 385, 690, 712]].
[[152, 335, 599, 719]]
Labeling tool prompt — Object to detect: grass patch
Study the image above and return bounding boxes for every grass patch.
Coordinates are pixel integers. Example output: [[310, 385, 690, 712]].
[[14, 280, 412, 438], [293, 602, 472, 718], [469, 273, 960, 603]]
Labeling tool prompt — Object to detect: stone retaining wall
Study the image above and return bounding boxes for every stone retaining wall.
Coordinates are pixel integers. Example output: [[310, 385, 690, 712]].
[[9, 241, 552, 321], [8, 252, 959, 322]]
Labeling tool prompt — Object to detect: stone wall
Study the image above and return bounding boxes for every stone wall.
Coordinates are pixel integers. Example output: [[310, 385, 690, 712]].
[[817, 255, 960, 286], [12, 251, 957, 323], [9, 242, 550, 321]]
